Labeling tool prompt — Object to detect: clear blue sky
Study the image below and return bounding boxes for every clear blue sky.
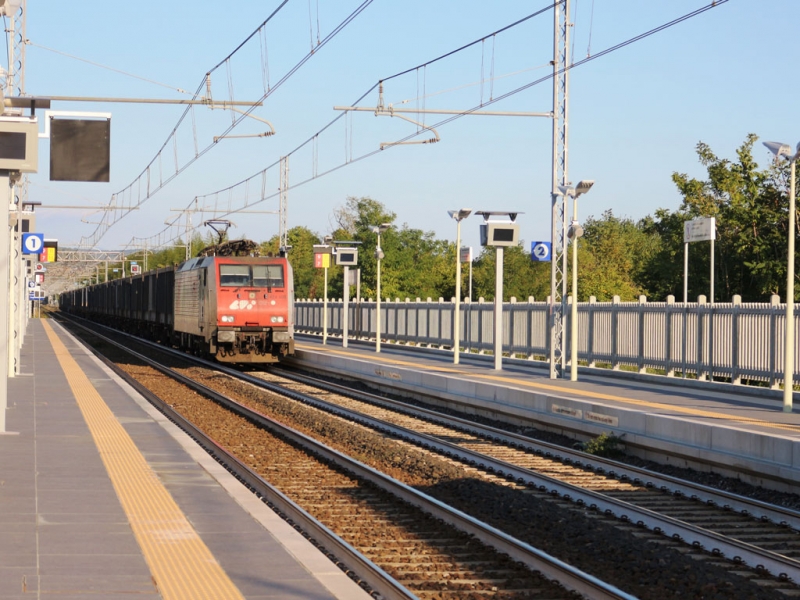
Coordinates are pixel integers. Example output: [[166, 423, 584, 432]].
[[23, 0, 800, 253]]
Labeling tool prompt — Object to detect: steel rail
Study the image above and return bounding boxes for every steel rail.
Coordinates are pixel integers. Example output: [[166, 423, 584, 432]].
[[73, 313, 800, 583], [58, 314, 636, 600], [226, 367, 800, 583], [276, 366, 800, 531], [57, 316, 414, 600]]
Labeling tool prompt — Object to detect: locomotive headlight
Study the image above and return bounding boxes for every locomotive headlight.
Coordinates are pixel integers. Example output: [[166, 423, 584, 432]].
[[270, 316, 285, 323], [221, 315, 235, 323]]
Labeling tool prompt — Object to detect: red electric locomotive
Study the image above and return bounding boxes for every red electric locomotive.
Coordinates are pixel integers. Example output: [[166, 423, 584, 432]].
[[59, 248, 295, 364], [174, 255, 294, 362]]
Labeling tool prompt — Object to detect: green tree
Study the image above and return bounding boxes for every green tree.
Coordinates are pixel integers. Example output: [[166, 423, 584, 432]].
[[578, 210, 656, 301], [471, 244, 550, 302], [643, 134, 795, 301], [326, 196, 453, 301]]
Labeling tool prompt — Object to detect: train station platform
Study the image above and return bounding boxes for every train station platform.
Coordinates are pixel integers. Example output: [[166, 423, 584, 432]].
[[0, 319, 370, 600], [291, 335, 800, 492]]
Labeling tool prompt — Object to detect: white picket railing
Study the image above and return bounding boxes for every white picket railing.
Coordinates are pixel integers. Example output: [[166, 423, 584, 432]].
[[294, 294, 797, 388]]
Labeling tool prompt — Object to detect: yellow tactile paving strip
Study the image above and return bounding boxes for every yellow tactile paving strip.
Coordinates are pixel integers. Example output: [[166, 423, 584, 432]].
[[300, 343, 800, 435], [43, 320, 245, 600]]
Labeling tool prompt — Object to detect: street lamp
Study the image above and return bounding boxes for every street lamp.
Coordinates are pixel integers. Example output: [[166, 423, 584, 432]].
[[370, 224, 390, 353], [448, 209, 472, 364], [764, 140, 800, 412], [556, 179, 594, 382]]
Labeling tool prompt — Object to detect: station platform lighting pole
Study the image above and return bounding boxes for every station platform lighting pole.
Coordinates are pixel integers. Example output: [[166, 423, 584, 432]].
[[370, 224, 389, 353], [448, 209, 472, 364], [764, 140, 800, 413]]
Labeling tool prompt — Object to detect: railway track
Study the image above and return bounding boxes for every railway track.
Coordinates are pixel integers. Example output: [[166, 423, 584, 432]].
[[58, 314, 631, 600], [57, 313, 800, 598]]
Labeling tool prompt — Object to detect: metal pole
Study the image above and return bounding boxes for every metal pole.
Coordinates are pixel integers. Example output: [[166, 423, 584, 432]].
[[570, 194, 579, 381], [785, 158, 796, 412], [494, 246, 504, 370], [683, 241, 688, 378], [7, 196, 15, 378], [469, 258, 473, 302], [322, 266, 328, 345], [0, 172, 10, 431], [376, 233, 382, 353], [454, 223, 462, 364], [710, 238, 715, 304], [683, 242, 689, 304], [343, 265, 349, 348], [12, 223, 21, 375]]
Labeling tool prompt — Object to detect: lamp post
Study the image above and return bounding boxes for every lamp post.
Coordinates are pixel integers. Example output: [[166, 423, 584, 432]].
[[764, 141, 800, 412], [370, 224, 390, 353], [556, 180, 594, 381], [448, 209, 472, 364]]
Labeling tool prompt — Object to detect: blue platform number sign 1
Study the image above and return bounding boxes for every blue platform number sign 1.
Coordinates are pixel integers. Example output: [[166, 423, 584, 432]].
[[531, 241, 552, 262], [22, 233, 44, 255]]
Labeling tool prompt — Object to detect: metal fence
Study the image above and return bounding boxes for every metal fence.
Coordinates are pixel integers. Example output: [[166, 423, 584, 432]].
[[294, 295, 797, 388]]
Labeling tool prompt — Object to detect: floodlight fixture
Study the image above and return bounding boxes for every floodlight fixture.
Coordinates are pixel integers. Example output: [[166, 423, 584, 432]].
[[575, 180, 595, 197], [474, 210, 522, 222], [764, 141, 800, 161], [0, 0, 21, 16], [370, 223, 391, 234], [556, 185, 572, 197], [448, 209, 473, 222]]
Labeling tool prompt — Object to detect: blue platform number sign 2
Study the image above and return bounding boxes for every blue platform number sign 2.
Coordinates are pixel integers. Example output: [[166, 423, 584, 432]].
[[22, 233, 44, 255], [531, 241, 552, 262]]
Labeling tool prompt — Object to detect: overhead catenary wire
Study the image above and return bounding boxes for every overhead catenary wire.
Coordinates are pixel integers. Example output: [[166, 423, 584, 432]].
[[27, 40, 191, 95], [131, 0, 730, 252], [81, 0, 375, 249]]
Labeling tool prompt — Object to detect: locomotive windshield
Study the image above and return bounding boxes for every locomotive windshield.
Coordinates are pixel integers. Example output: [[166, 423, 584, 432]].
[[253, 264, 284, 287], [220, 264, 284, 288]]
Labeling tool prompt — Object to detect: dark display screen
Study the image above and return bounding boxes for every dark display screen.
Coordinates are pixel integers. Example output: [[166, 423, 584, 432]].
[[492, 227, 515, 242], [0, 132, 26, 160]]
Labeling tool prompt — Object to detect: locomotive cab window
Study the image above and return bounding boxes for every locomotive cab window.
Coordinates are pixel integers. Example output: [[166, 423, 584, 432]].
[[220, 265, 251, 287], [253, 264, 284, 288]]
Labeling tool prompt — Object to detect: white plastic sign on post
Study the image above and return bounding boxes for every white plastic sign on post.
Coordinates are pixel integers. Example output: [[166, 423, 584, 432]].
[[682, 216, 717, 305], [684, 217, 716, 243]]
